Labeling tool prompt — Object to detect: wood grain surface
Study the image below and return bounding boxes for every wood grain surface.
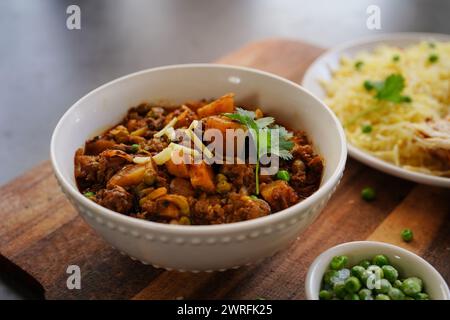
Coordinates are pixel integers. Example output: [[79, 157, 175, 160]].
[[0, 39, 448, 300]]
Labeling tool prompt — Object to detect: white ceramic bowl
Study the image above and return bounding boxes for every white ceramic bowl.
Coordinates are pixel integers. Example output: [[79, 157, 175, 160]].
[[51, 64, 347, 272], [305, 241, 450, 300], [302, 32, 450, 188]]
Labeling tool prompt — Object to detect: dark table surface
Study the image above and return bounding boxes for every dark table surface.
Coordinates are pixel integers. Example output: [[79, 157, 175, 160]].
[[0, 0, 449, 300]]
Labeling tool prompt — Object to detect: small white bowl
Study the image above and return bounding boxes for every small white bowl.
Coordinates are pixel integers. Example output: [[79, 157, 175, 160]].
[[302, 32, 450, 188], [305, 241, 450, 300], [51, 64, 346, 272]]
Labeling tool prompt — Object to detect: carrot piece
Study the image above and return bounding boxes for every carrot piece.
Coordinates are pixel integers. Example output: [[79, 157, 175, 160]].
[[197, 93, 235, 118], [204, 115, 246, 157], [204, 115, 244, 135], [165, 158, 190, 178], [189, 162, 215, 193]]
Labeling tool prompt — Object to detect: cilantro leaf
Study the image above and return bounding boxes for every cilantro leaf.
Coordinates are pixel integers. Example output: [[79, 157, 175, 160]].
[[224, 108, 294, 194], [273, 125, 294, 140], [256, 117, 275, 128], [364, 74, 412, 103], [234, 107, 256, 120]]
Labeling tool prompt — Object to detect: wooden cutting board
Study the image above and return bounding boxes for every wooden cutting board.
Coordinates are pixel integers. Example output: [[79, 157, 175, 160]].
[[0, 39, 449, 300]]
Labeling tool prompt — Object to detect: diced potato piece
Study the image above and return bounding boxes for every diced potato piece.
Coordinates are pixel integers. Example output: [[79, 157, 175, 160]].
[[189, 162, 215, 193], [260, 180, 299, 211], [107, 164, 145, 187], [165, 158, 190, 178], [107, 160, 155, 188], [197, 93, 235, 118], [109, 125, 129, 143], [170, 177, 195, 197]]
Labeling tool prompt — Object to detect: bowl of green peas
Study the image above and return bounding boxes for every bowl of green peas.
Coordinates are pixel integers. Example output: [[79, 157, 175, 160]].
[[305, 241, 450, 300]]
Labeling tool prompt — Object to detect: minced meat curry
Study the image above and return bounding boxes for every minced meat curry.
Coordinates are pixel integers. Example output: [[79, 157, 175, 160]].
[[74, 93, 323, 225]]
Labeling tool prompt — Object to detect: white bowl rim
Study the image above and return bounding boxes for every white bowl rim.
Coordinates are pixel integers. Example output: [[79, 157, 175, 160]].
[[50, 63, 347, 235], [302, 32, 450, 188], [305, 240, 450, 300]]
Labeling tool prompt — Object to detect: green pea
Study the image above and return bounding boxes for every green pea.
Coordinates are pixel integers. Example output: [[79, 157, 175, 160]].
[[401, 228, 413, 242], [428, 53, 439, 63], [375, 294, 391, 300], [367, 265, 384, 279], [337, 268, 351, 281], [276, 170, 290, 181], [409, 277, 423, 288], [372, 254, 389, 267], [375, 279, 392, 294], [130, 143, 140, 153], [333, 282, 348, 299], [358, 288, 373, 300], [83, 191, 95, 198], [393, 280, 403, 289], [401, 277, 422, 296], [393, 54, 400, 62], [355, 61, 364, 70], [323, 270, 339, 286], [361, 124, 373, 133], [364, 80, 374, 91], [382, 265, 398, 283], [360, 270, 371, 287], [330, 255, 348, 270], [388, 287, 405, 300], [345, 276, 362, 293], [344, 293, 360, 300], [351, 265, 366, 280], [179, 216, 191, 225], [362, 268, 383, 288], [359, 260, 371, 269], [319, 290, 333, 300], [414, 293, 429, 300], [361, 187, 376, 201], [322, 283, 332, 291]]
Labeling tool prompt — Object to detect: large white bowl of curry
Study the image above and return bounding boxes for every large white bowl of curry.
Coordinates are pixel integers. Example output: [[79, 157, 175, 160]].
[[51, 64, 347, 271]]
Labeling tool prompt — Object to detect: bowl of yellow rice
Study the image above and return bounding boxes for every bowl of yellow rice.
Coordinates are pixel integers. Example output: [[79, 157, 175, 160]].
[[303, 33, 450, 187]]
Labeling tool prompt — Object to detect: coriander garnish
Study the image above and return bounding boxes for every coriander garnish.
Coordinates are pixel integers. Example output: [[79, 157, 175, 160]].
[[364, 74, 412, 103], [224, 108, 294, 194]]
